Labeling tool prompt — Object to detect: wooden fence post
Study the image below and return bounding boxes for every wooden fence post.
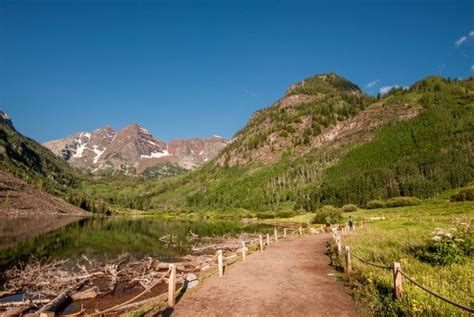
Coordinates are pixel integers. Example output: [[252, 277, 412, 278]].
[[274, 228, 278, 242], [345, 246, 352, 273], [393, 262, 403, 299], [299, 226, 303, 236], [259, 234, 264, 251], [168, 264, 176, 307], [241, 241, 246, 262], [266, 233, 270, 246], [336, 236, 342, 253], [284, 228, 287, 238], [217, 250, 224, 277]]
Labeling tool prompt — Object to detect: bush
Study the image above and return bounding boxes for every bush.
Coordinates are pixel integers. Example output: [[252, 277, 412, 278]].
[[256, 212, 275, 219], [366, 200, 385, 209], [342, 204, 357, 212], [311, 205, 343, 224], [412, 225, 473, 265], [385, 196, 421, 208], [450, 187, 474, 202]]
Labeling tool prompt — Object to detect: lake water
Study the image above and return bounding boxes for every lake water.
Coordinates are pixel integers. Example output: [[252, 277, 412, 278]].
[[0, 215, 272, 272]]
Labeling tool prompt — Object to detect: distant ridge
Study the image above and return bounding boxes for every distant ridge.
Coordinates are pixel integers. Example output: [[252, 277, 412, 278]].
[[44, 124, 228, 175]]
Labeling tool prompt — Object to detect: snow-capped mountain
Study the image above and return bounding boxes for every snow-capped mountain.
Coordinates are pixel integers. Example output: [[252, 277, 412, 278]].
[[43, 124, 228, 175]]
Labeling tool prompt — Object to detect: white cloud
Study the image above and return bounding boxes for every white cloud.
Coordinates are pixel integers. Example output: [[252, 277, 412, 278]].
[[455, 36, 468, 47], [365, 79, 380, 89], [454, 30, 474, 47], [471, 65, 474, 72], [379, 85, 409, 95]]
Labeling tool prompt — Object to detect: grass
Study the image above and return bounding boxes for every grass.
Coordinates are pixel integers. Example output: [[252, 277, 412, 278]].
[[337, 197, 473, 315], [261, 190, 473, 315]]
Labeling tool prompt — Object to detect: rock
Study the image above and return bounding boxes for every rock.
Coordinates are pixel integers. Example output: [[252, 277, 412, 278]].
[[43, 124, 228, 175], [185, 273, 199, 289]]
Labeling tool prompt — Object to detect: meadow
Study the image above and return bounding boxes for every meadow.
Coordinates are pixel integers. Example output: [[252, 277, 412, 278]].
[[269, 190, 473, 315]]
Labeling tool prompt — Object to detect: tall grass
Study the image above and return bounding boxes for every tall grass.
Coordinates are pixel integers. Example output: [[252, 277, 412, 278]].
[[339, 199, 473, 315]]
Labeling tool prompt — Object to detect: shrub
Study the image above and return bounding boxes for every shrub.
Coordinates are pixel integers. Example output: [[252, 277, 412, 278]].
[[366, 200, 385, 209], [256, 212, 275, 219], [311, 205, 343, 224], [450, 187, 474, 202], [412, 224, 473, 265], [342, 204, 357, 212], [385, 196, 421, 208]]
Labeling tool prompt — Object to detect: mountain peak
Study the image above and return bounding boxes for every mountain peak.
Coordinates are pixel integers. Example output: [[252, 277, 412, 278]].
[[286, 73, 362, 96], [0, 111, 13, 128], [44, 124, 228, 175]]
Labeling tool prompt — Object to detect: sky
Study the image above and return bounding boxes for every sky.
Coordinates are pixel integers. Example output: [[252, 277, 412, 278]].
[[1, 0, 473, 143]]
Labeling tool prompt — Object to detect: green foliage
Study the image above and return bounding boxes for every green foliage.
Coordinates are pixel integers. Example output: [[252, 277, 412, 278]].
[[366, 200, 385, 209], [78, 76, 474, 214], [0, 122, 80, 195], [142, 163, 189, 178], [412, 225, 473, 266], [341, 200, 473, 315], [385, 196, 421, 208], [219, 73, 373, 164], [342, 204, 357, 212], [311, 205, 343, 224], [450, 186, 474, 202], [303, 79, 474, 209]]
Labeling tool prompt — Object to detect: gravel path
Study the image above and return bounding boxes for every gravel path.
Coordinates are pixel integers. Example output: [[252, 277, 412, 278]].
[[169, 233, 360, 317]]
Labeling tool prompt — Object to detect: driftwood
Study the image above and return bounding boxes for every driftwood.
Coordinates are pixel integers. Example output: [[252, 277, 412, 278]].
[[0, 304, 33, 317], [71, 287, 98, 301], [36, 279, 87, 314], [105, 264, 118, 293], [1, 232, 263, 315], [0, 299, 49, 308]]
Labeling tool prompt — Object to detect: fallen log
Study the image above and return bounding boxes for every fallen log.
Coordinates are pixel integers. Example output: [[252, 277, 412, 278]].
[[0, 304, 32, 317], [36, 279, 87, 314], [0, 299, 49, 308]]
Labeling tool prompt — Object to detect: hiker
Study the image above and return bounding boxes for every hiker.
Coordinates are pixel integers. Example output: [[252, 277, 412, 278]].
[[348, 216, 354, 231]]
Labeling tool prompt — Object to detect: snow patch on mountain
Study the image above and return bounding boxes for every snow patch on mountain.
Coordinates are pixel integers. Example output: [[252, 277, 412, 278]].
[[140, 150, 171, 159], [92, 145, 106, 164]]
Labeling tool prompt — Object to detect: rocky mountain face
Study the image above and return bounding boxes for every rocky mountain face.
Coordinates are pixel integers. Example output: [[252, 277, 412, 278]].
[[133, 74, 473, 212], [44, 124, 228, 175], [215, 73, 423, 168]]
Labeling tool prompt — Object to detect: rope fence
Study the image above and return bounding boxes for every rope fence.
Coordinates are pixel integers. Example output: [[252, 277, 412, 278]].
[[335, 224, 474, 314]]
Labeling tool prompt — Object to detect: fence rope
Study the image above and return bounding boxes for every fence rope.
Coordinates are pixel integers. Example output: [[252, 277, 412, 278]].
[[348, 251, 392, 270], [398, 269, 474, 313], [339, 227, 474, 313], [339, 242, 391, 270]]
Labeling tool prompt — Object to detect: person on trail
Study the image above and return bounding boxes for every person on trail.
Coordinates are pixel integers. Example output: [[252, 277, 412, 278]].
[[348, 216, 354, 231]]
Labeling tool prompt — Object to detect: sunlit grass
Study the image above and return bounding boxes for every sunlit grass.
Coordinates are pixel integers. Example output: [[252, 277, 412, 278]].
[[340, 199, 473, 315]]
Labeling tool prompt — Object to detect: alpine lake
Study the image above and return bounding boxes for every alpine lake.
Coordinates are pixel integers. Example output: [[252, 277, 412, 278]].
[[0, 215, 274, 274]]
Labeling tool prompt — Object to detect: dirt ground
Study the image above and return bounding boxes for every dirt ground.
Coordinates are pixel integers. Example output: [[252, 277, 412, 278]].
[[169, 233, 362, 317]]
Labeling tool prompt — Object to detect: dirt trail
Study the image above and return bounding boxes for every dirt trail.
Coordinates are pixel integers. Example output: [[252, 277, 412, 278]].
[[169, 234, 360, 317]]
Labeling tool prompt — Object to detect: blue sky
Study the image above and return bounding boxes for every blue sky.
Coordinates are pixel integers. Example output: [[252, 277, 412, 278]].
[[1, 0, 473, 143]]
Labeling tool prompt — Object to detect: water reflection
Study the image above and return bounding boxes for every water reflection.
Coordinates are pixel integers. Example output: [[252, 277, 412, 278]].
[[0, 215, 270, 272]]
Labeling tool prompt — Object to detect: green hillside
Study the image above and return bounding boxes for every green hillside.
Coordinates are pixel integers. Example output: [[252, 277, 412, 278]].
[[2, 74, 472, 215], [81, 75, 474, 213], [0, 117, 103, 213], [0, 117, 80, 196]]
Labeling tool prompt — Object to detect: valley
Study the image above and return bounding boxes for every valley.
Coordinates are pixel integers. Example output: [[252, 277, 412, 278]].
[[1, 73, 473, 316]]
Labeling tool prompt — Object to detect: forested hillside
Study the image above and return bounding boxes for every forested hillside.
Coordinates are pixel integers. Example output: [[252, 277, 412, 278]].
[[80, 74, 474, 213], [0, 114, 79, 196], [2, 74, 472, 214], [0, 114, 105, 213]]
